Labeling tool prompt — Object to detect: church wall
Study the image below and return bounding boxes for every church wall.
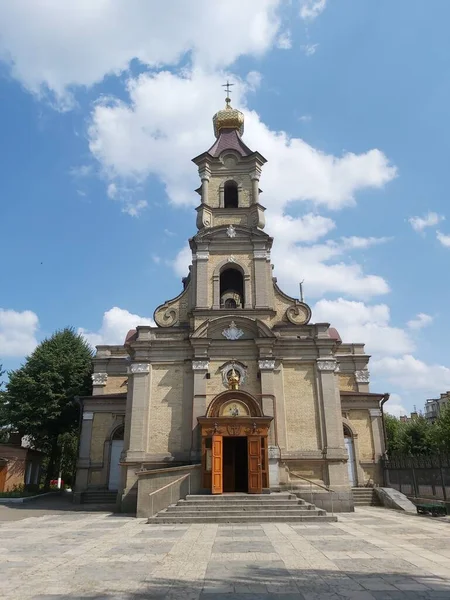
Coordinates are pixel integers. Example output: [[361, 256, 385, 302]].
[[347, 409, 374, 461], [90, 413, 115, 464], [338, 374, 358, 392], [104, 376, 128, 394], [282, 363, 320, 452], [207, 360, 260, 399], [272, 292, 292, 324], [148, 363, 186, 456]]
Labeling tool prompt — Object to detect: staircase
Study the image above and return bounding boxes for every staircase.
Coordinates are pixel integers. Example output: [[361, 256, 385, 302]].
[[352, 487, 380, 507], [147, 493, 337, 524], [81, 490, 118, 504]]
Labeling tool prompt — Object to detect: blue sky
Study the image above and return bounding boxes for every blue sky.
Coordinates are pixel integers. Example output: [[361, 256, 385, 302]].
[[1, 0, 450, 416]]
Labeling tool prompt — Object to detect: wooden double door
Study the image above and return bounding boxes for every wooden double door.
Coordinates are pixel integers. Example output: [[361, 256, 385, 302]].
[[211, 434, 266, 494]]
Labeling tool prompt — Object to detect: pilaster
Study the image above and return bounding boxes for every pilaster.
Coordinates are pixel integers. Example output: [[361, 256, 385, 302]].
[[74, 410, 94, 497], [316, 358, 349, 489], [125, 362, 151, 462], [369, 408, 384, 459], [193, 247, 209, 308], [191, 359, 209, 461], [355, 368, 370, 393], [91, 372, 107, 395]]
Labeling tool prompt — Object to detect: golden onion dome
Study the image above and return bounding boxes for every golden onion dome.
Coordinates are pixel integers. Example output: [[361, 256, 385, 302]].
[[213, 98, 244, 138]]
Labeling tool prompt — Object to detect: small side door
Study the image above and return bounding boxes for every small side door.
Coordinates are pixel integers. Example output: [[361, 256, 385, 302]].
[[247, 436, 262, 494], [211, 434, 223, 494]]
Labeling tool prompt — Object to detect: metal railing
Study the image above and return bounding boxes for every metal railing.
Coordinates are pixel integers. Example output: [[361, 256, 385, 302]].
[[283, 463, 335, 517], [148, 473, 191, 517]]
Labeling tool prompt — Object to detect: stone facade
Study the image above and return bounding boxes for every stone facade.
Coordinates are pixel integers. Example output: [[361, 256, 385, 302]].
[[74, 101, 387, 512]]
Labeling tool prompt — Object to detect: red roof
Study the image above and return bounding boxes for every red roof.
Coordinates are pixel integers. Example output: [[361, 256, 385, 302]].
[[207, 128, 253, 157]]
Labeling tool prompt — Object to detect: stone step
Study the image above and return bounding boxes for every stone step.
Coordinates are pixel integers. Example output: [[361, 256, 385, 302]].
[[173, 503, 312, 511], [81, 491, 117, 504], [352, 488, 380, 506], [163, 508, 326, 517], [148, 514, 338, 524], [180, 500, 307, 507], [185, 494, 293, 501]]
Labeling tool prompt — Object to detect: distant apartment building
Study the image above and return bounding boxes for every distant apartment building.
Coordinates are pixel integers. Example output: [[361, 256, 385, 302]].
[[424, 392, 450, 422]]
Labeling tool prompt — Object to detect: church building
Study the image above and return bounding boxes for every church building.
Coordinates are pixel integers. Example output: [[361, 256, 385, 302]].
[[74, 96, 387, 514]]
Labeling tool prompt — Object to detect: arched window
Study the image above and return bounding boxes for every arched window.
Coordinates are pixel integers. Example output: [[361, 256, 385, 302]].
[[224, 180, 238, 208], [111, 425, 124, 441], [220, 268, 244, 308]]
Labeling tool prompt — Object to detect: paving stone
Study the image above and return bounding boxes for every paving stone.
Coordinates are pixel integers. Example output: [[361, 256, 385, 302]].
[[2, 505, 450, 600]]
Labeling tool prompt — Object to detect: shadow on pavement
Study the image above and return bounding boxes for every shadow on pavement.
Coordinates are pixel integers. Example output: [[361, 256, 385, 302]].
[[29, 565, 450, 599]]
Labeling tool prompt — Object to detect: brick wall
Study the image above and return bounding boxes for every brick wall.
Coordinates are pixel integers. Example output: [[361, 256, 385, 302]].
[[282, 363, 320, 451], [338, 374, 357, 392], [90, 413, 114, 463], [148, 364, 184, 455], [207, 360, 260, 399], [104, 376, 128, 394], [348, 409, 374, 461]]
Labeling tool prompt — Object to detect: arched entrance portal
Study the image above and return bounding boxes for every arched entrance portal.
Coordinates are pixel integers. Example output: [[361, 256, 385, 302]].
[[344, 424, 357, 487], [198, 390, 272, 494], [108, 425, 124, 491]]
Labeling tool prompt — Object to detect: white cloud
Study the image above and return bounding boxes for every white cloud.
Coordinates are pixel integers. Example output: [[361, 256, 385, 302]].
[[78, 307, 155, 348], [372, 355, 450, 395], [300, 0, 327, 21], [0, 1, 284, 105], [409, 211, 444, 232], [437, 230, 450, 247], [246, 71, 262, 90], [302, 43, 319, 56], [0, 308, 39, 358], [173, 246, 192, 278], [313, 298, 414, 354], [384, 393, 408, 418], [276, 31, 292, 50], [298, 114, 312, 122], [340, 236, 390, 250], [407, 312, 433, 330], [122, 199, 147, 217]]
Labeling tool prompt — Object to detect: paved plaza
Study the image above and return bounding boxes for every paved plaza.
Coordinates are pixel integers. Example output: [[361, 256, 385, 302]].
[[1, 504, 450, 599]]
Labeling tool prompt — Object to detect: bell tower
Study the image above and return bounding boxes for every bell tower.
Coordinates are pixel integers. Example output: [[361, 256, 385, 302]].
[[189, 91, 274, 317]]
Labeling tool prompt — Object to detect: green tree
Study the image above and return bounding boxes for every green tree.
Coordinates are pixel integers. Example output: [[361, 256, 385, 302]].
[[432, 404, 450, 453], [0, 329, 93, 487], [401, 415, 435, 456], [385, 414, 405, 455]]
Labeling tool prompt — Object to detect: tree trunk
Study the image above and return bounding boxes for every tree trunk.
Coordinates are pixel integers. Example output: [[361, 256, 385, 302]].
[[44, 438, 59, 490]]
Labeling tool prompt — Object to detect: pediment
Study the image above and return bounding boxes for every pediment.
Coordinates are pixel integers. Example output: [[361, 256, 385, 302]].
[[191, 315, 277, 340], [193, 224, 270, 243]]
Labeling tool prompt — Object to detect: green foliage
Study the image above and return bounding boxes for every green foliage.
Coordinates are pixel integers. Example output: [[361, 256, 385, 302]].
[[0, 328, 93, 485], [431, 403, 450, 453], [386, 413, 436, 457]]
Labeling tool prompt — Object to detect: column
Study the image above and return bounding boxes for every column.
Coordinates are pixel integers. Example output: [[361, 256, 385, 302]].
[[250, 172, 260, 204], [200, 170, 210, 204], [191, 360, 209, 461], [316, 358, 349, 489]]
